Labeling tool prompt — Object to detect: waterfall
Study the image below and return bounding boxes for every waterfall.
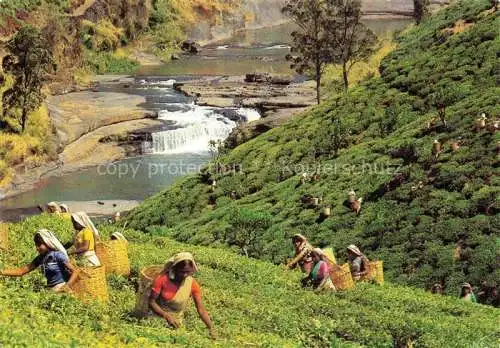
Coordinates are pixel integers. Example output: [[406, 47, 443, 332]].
[[152, 105, 242, 154]]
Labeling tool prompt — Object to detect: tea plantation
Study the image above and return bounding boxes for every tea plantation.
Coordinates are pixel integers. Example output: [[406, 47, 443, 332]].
[[126, 0, 499, 295], [0, 214, 498, 346]]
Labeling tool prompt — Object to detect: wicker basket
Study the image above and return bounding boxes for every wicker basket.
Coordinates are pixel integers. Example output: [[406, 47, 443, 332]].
[[0, 223, 8, 250], [71, 266, 109, 302], [134, 265, 164, 318], [330, 263, 354, 291], [95, 240, 130, 276], [361, 261, 384, 285], [322, 247, 336, 265]]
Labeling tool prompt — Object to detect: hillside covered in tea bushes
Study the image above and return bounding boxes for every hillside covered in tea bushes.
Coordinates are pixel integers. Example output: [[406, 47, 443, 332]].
[[0, 214, 498, 346], [127, 0, 500, 296]]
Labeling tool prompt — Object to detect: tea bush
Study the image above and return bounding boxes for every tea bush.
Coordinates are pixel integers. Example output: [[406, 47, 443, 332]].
[[127, 0, 500, 297], [0, 215, 498, 346]]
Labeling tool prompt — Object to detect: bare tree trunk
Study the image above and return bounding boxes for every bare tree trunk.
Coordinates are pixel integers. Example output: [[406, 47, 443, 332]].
[[21, 108, 27, 133], [342, 62, 349, 91], [316, 61, 321, 104], [316, 75, 321, 105]]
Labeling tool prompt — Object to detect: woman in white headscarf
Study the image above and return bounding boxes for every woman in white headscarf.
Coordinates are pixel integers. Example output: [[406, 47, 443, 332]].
[[59, 204, 72, 220], [346, 244, 369, 280], [111, 232, 127, 243], [149, 252, 216, 339], [0, 230, 78, 292], [64, 212, 100, 267], [301, 248, 336, 292], [47, 202, 61, 215], [285, 234, 314, 273]]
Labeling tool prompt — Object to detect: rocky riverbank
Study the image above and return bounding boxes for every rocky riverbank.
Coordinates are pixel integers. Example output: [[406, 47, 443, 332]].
[[174, 74, 316, 148], [1, 77, 163, 200]]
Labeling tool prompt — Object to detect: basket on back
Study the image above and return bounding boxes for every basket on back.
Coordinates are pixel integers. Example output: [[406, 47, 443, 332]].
[[0, 223, 8, 250], [330, 263, 354, 291], [362, 260, 384, 285], [134, 265, 164, 318], [95, 240, 130, 276], [322, 247, 336, 266], [71, 266, 109, 302]]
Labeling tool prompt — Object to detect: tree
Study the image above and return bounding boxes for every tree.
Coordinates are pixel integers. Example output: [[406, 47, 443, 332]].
[[428, 84, 466, 128], [224, 208, 272, 258], [326, 0, 377, 90], [282, 0, 332, 104], [413, 0, 430, 24], [2, 26, 55, 133]]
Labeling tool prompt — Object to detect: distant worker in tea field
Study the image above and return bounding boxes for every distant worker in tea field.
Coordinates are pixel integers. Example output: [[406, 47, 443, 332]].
[[0, 230, 78, 292], [149, 252, 216, 338], [65, 212, 101, 267], [59, 204, 72, 220], [346, 244, 369, 280], [111, 231, 127, 242], [47, 202, 61, 215], [301, 248, 335, 292], [430, 283, 443, 295], [460, 283, 477, 303], [285, 234, 314, 273]]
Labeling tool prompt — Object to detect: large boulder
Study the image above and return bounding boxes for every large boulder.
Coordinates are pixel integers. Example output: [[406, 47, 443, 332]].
[[245, 73, 270, 83], [181, 40, 202, 54]]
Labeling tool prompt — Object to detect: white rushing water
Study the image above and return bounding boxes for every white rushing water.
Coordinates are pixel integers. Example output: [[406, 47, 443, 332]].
[[151, 94, 261, 154]]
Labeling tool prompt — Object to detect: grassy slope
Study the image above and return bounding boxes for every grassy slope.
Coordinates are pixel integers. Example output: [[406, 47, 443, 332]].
[[0, 214, 498, 347], [127, 0, 500, 294]]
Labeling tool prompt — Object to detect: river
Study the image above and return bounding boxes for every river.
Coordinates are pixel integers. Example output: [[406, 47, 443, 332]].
[[0, 18, 411, 220]]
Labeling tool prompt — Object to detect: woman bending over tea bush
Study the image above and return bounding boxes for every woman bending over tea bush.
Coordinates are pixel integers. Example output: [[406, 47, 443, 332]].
[[0, 229, 78, 292], [149, 252, 216, 339]]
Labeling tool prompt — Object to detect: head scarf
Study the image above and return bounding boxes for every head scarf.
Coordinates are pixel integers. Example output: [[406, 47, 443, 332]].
[[59, 204, 69, 213], [461, 282, 472, 289], [312, 248, 324, 257], [47, 202, 60, 212], [292, 234, 307, 242], [71, 212, 100, 239], [36, 229, 68, 258], [164, 252, 198, 274], [347, 244, 362, 256], [111, 232, 127, 242]]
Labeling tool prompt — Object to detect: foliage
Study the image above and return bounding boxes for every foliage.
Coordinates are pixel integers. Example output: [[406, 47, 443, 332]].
[[84, 49, 139, 74], [80, 20, 126, 52], [413, 0, 430, 24], [324, 0, 377, 90], [282, 0, 333, 104], [223, 208, 273, 257], [2, 25, 55, 133], [323, 35, 396, 91], [127, 0, 500, 299], [0, 215, 498, 346]]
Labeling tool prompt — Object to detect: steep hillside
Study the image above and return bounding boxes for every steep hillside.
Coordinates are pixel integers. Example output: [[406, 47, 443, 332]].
[[0, 215, 498, 346], [127, 0, 499, 296]]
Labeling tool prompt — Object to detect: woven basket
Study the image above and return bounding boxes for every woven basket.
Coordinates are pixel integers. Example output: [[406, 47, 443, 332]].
[[71, 266, 109, 302], [322, 247, 336, 265], [360, 261, 384, 285], [331, 263, 354, 291], [134, 265, 164, 318], [95, 240, 130, 276], [0, 223, 8, 250]]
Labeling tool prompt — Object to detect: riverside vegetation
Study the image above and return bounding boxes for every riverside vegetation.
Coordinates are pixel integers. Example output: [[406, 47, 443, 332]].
[[127, 1, 499, 297], [0, 0, 240, 189], [0, 214, 498, 346]]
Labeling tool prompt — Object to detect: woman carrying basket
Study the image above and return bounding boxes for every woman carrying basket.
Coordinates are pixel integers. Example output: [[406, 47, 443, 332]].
[[65, 212, 101, 267], [285, 234, 314, 274], [0, 230, 78, 292], [149, 252, 216, 339], [301, 248, 336, 292], [347, 244, 369, 281]]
